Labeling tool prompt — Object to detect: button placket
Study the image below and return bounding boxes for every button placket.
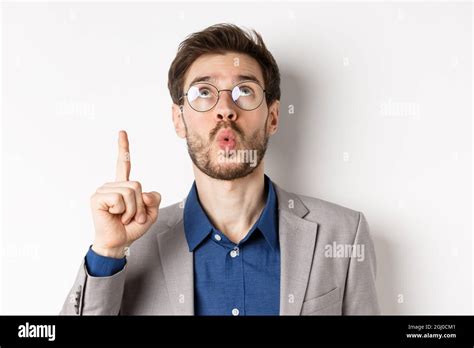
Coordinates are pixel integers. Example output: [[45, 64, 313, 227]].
[[230, 246, 239, 258], [225, 243, 244, 316]]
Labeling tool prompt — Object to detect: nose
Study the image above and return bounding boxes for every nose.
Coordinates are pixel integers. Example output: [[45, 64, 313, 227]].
[[213, 90, 238, 122]]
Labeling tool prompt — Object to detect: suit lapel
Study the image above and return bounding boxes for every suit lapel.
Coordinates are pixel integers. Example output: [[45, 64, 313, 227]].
[[156, 218, 194, 315], [274, 183, 319, 315]]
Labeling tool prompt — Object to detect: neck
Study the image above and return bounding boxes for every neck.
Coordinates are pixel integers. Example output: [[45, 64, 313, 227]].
[[193, 162, 266, 244]]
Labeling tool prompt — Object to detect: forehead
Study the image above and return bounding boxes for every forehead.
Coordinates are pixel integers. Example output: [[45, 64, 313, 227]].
[[183, 52, 265, 89]]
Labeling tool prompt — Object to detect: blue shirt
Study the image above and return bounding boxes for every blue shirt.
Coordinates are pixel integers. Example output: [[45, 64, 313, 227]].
[[184, 174, 280, 315], [85, 175, 280, 316]]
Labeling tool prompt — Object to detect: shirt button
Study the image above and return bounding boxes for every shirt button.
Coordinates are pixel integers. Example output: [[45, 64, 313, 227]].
[[232, 308, 240, 316], [230, 247, 239, 258], [214, 234, 221, 241]]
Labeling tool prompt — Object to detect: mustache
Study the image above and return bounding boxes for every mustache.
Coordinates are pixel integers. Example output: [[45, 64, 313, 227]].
[[209, 122, 244, 141]]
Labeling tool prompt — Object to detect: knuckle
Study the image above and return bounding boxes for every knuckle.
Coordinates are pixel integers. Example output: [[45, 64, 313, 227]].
[[130, 181, 142, 191], [124, 188, 135, 199]]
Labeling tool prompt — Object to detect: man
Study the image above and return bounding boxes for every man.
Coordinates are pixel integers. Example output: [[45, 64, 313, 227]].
[[60, 23, 380, 316]]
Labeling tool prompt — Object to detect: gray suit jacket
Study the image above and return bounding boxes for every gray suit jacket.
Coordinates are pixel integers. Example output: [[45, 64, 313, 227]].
[[60, 182, 380, 315]]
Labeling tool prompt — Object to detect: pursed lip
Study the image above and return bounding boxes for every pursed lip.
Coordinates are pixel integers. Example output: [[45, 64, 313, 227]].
[[216, 129, 237, 142], [216, 129, 237, 150]]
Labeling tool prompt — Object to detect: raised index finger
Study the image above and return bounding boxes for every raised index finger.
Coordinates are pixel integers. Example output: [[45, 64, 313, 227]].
[[116, 130, 131, 182]]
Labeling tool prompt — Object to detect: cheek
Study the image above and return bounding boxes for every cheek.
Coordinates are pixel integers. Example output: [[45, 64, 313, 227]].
[[243, 111, 268, 131], [185, 113, 214, 137]]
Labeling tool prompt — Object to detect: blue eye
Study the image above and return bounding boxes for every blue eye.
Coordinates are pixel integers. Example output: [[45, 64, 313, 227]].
[[238, 86, 254, 96], [198, 88, 212, 98]]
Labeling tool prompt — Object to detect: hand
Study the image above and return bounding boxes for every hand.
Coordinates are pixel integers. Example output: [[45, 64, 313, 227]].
[[90, 130, 161, 258]]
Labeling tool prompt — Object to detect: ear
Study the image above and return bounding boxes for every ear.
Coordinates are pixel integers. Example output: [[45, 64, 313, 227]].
[[172, 103, 187, 138], [266, 100, 280, 136]]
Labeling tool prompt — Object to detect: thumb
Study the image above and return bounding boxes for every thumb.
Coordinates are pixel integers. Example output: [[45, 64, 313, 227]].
[[142, 191, 161, 208], [142, 191, 161, 223]]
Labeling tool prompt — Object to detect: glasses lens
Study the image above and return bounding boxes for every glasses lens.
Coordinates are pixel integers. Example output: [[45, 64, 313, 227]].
[[232, 81, 264, 110], [187, 84, 218, 112], [185, 81, 264, 112]]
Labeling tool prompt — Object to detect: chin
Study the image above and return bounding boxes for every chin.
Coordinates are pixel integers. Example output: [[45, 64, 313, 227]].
[[204, 162, 256, 181]]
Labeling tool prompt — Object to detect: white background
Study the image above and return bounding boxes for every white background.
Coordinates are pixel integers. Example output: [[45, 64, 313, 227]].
[[1, 1, 472, 314]]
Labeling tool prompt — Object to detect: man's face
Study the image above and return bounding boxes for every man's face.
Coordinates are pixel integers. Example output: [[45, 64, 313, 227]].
[[172, 52, 279, 181]]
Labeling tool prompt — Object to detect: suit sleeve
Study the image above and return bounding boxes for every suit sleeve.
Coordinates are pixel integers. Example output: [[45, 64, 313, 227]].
[[59, 254, 127, 315], [342, 212, 381, 315]]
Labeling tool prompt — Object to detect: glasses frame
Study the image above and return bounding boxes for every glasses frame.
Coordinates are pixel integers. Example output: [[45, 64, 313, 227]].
[[178, 80, 267, 112]]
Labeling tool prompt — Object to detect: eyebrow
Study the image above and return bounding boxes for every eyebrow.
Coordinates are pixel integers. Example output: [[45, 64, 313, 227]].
[[187, 74, 263, 88]]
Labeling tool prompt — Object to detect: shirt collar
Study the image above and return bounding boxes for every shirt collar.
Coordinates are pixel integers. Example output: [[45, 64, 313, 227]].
[[183, 174, 279, 252]]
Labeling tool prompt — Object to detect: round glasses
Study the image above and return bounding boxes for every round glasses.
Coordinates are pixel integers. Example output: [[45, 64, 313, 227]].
[[179, 81, 266, 112]]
